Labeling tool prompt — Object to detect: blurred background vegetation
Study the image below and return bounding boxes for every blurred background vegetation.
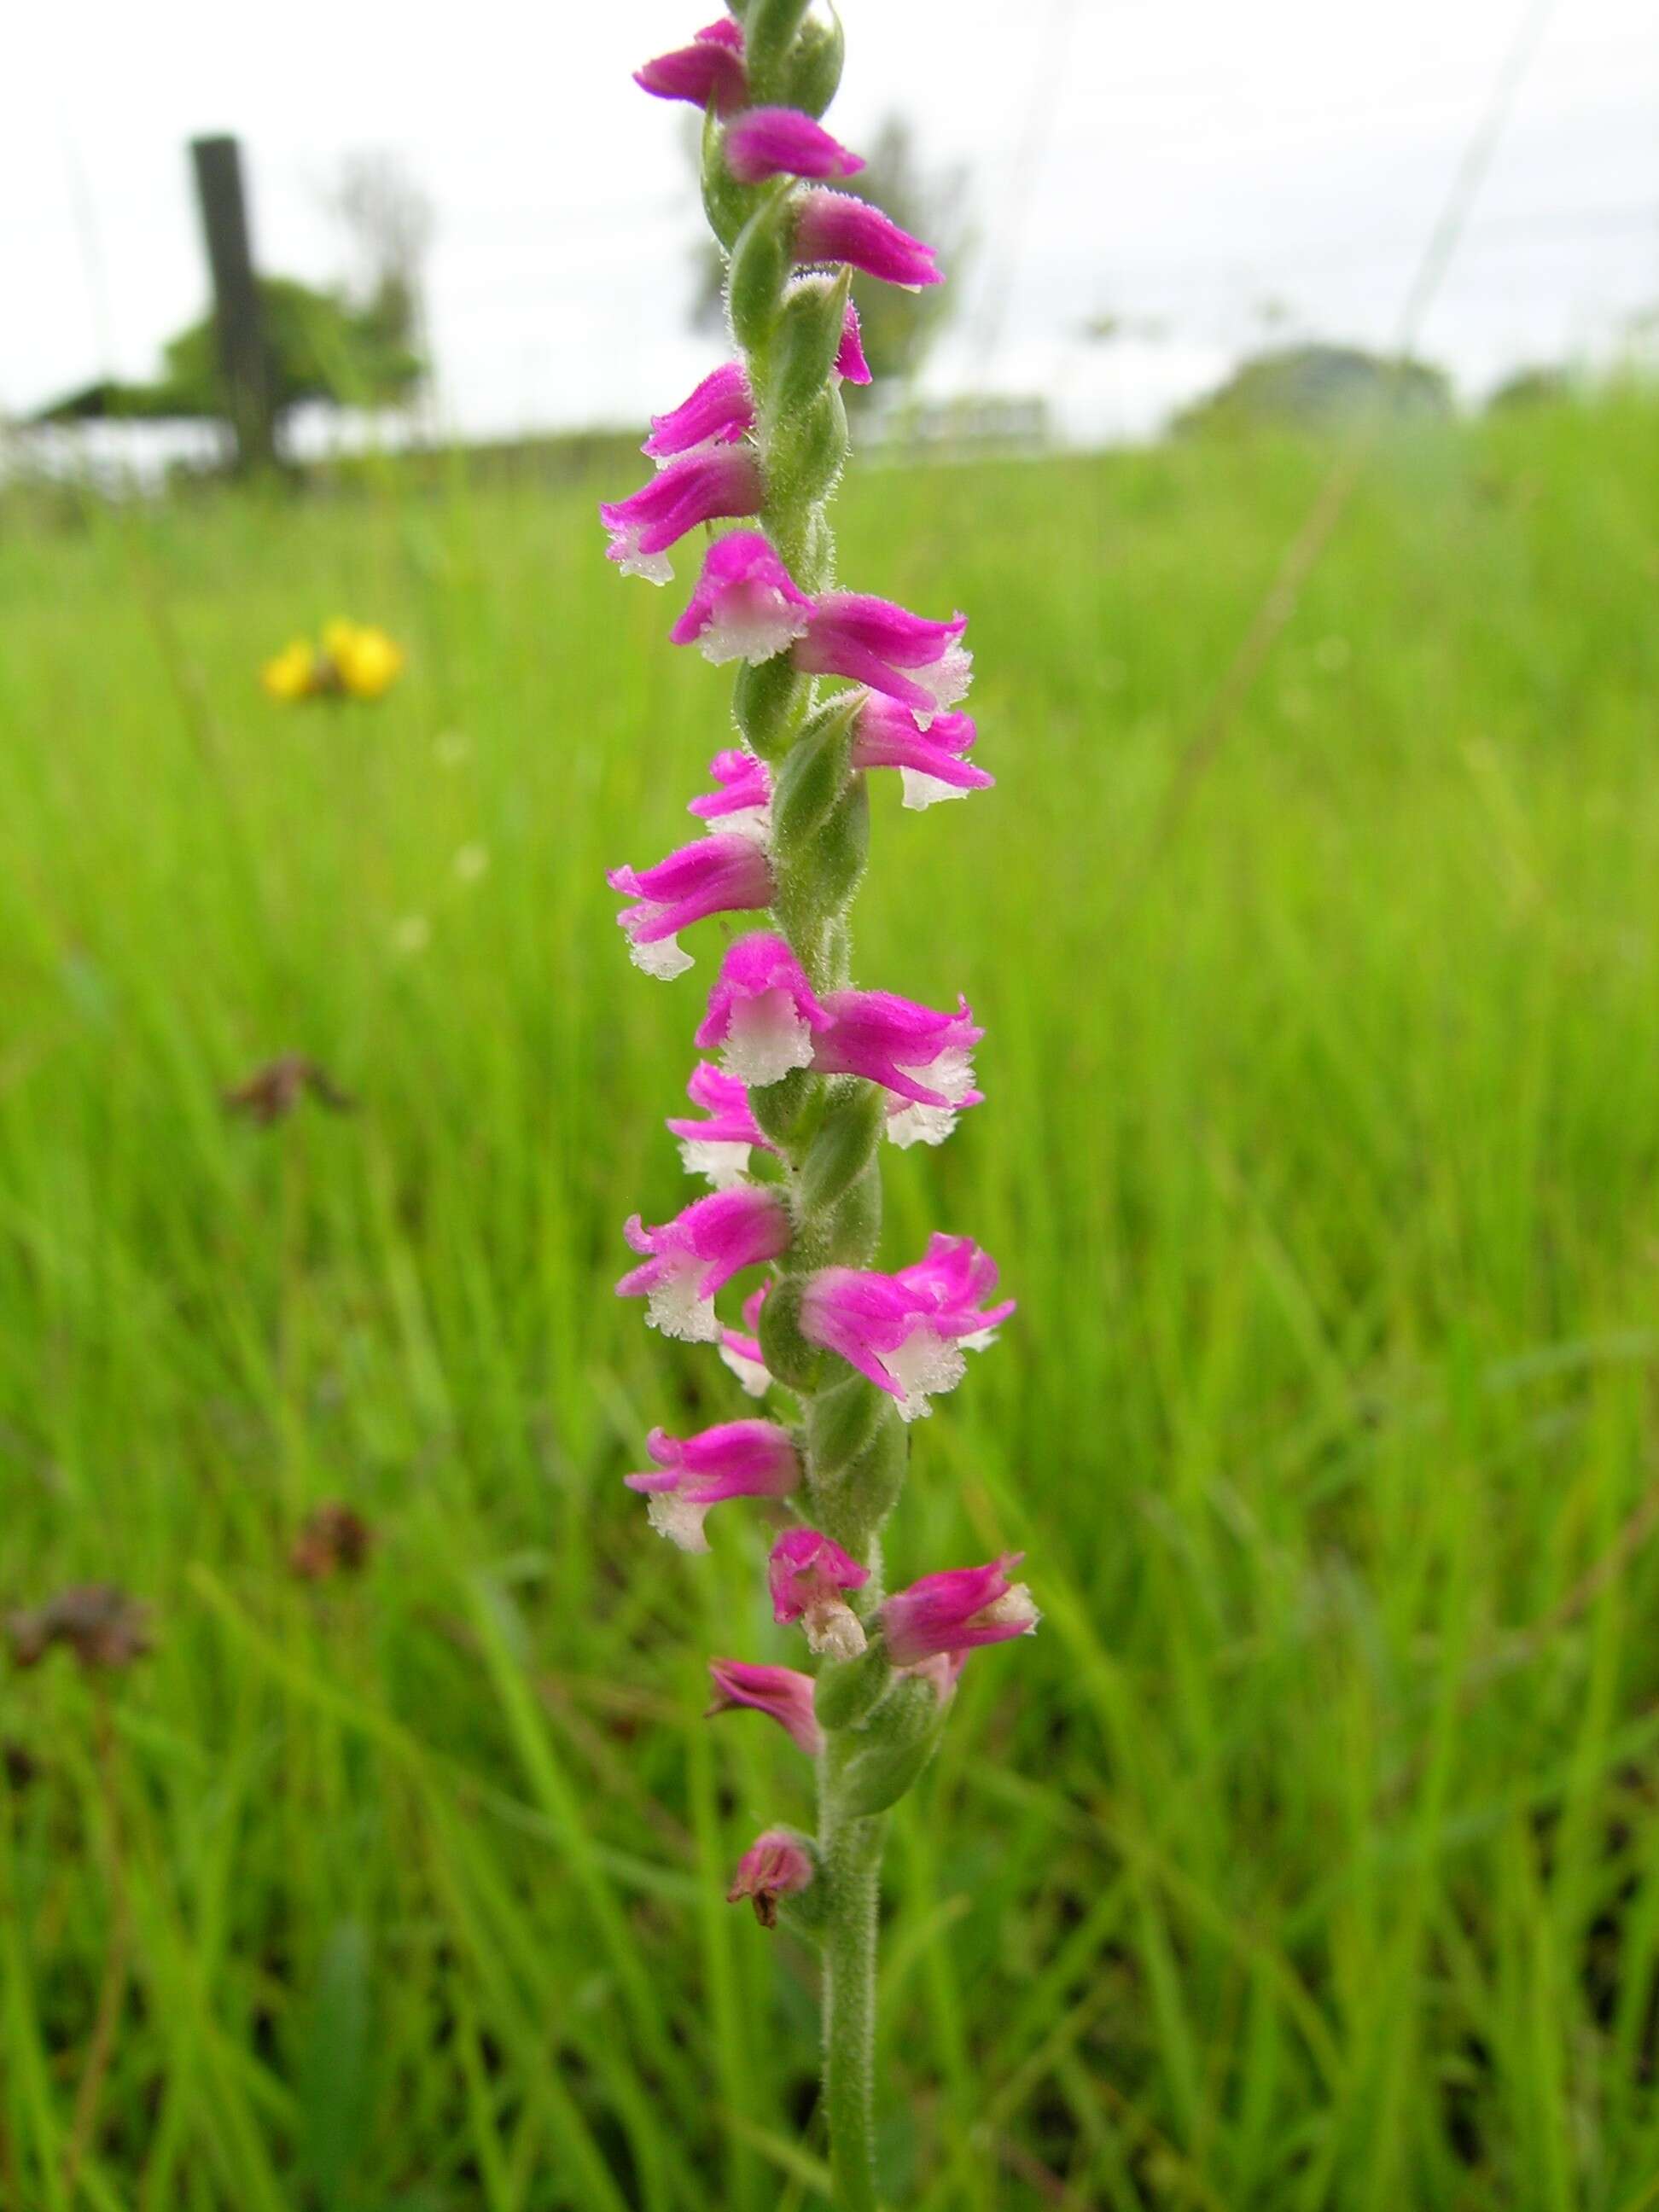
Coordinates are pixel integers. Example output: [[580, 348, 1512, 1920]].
[[5, 3, 1659, 2202], [3, 386, 1659, 2208]]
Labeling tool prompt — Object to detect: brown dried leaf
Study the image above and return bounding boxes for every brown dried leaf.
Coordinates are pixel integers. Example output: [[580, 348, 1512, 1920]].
[[290, 1502, 375, 1580], [224, 1054, 355, 1126], [4, 1585, 153, 1673]]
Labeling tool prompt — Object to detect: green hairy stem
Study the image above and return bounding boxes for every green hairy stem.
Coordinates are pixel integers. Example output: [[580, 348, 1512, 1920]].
[[703, 9, 911, 2202], [819, 1744, 888, 2212]]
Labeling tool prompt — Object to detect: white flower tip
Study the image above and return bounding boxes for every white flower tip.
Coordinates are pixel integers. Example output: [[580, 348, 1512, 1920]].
[[886, 1053, 974, 1148], [715, 805, 773, 847], [899, 770, 969, 811], [645, 1278, 721, 1342], [916, 647, 973, 719], [930, 1048, 976, 1105], [609, 536, 674, 585], [629, 932, 695, 981], [697, 606, 812, 668], [886, 1101, 958, 1149], [887, 1329, 966, 1422], [645, 1493, 712, 1551], [982, 1584, 1040, 1634], [804, 1602, 868, 1662], [721, 994, 817, 1088], [678, 1137, 754, 1188], [719, 1342, 771, 1397]]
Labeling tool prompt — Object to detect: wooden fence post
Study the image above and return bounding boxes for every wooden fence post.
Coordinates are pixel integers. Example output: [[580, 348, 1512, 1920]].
[[189, 136, 275, 471]]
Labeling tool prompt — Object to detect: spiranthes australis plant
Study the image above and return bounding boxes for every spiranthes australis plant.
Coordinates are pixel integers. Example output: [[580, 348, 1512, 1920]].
[[607, 9, 1039, 2203]]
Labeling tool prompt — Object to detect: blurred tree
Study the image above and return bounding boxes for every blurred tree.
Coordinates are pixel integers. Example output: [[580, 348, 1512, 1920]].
[[1080, 309, 1168, 344], [328, 151, 435, 366], [1619, 301, 1659, 381], [691, 115, 969, 397], [1175, 343, 1452, 437], [1486, 364, 1574, 412], [32, 277, 425, 442]]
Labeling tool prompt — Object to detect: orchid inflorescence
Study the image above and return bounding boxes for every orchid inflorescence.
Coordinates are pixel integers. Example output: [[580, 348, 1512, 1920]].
[[607, 9, 1038, 2199]]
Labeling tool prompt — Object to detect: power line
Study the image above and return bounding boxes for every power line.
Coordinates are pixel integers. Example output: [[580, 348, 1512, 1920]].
[[60, 123, 117, 381], [969, 0, 1084, 371], [1124, 0, 1566, 899]]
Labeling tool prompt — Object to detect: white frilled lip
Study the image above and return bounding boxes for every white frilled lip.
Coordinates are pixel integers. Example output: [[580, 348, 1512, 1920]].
[[801, 1598, 869, 1661], [883, 1327, 968, 1422], [645, 1493, 713, 1551], [720, 991, 819, 1089], [623, 919, 695, 980], [719, 1336, 771, 1397], [606, 527, 675, 586], [899, 769, 970, 810], [886, 1098, 959, 1150], [697, 587, 813, 669], [643, 1263, 722, 1342], [677, 1136, 754, 1189]]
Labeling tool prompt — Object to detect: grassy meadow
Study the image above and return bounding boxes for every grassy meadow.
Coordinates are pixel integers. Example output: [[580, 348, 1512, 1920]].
[[3, 392, 1659, 2210]]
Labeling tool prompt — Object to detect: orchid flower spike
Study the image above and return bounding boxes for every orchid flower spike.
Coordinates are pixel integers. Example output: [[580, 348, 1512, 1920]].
[[850, 692, 992, 807], [879, 1554, 1040, 1665], [607, 6, 1031, 2186], [626, 1419, 800, 1551], [633, 18, 748, 114], [643, 362, 755, 461], [795, 595, 972, 723], [768, 1528, 870, 1659], [671, 531, 816, 667], [608, 832, 774, 978], [667, 1063, 772, 1187], [687, 747, 772, 841], [727, 1826, 818, 1927], [725, 108, 864, 185], [813, 990, 984, 1147], [800, 1235, 1015, 1419], [697, 932, 834, 1087], [617, 1189, 790, 1342], [719, 1284, 771, 1397], [706, 1658, 824, 1756], [795, 189, 942, 289], [600, 449, 762, 584]]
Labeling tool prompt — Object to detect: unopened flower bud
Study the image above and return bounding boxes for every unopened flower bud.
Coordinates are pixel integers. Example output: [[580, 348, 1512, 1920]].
[[768, 1528, 870, 1656], [726, 1826, 818, 1928]]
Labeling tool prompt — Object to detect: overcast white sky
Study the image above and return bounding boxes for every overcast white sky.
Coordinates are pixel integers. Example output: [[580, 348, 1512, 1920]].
[[6, 0, 1656, 443]]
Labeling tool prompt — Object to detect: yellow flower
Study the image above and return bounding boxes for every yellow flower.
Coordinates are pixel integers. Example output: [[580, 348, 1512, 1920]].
[[263, 622, 405, 704], [328, 620, 405, 701], [261, 638, 318, 702]]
